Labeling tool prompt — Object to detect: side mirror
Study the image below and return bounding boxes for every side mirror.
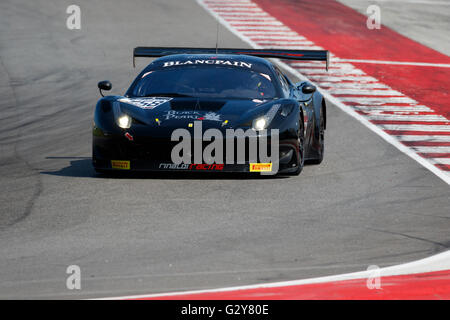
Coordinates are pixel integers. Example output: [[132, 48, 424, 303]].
[[302, 84, 316, 94], [98, 81, 112, 97]]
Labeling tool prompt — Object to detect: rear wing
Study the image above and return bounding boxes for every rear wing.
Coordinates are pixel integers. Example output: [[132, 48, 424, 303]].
[[133, 47, 329, 70]]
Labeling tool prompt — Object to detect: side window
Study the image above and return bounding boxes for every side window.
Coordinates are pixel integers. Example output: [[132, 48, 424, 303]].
[[275, 68, 290, 97]]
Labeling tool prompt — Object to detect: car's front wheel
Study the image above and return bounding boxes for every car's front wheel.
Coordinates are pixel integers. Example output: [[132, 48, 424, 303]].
[[289, 117, 305, 176]]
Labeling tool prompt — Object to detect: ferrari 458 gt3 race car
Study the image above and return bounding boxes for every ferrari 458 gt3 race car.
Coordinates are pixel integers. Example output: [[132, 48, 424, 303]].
[[92, 47, 328, 175]]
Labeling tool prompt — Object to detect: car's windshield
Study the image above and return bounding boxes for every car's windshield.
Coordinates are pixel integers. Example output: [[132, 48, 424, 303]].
[[129, 66, 278, 99]]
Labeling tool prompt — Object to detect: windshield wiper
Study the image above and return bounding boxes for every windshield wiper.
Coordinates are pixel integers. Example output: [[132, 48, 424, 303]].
[[142, 93, 194, 98]]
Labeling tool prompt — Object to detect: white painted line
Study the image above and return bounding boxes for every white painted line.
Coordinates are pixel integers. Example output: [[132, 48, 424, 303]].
[[230, 21, 283, 26], [225, 18, 277, 21], [412, 146, 450, 153], [371, 0, 450, 6], [248, 35, 307, 40], [217, 12, 269, 16], [434, 158, 450, 165], [337, 58, 450, 68], [235, 26, 292, 31], [356, 106, 433, 112], [206, 3, 256, 7], [396, 135, 450, 142], [381, 124, 450, 132], [207, 4, 257, 8], [319, 82, 393, 89], [97, 250, 450, 300], [327, 89, 403, 96], [240, 30, 298, 34], [255, 41, 316, 46], [338, 97, 418, 104], [366, 114, 448, 122], [256, 37, 314, 46], [212, 7, 263, 11]]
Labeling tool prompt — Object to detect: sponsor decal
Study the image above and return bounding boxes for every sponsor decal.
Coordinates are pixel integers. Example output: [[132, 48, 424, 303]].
[[189, 164, 224, 171], [159, 163, 190, 170], [158, 163, 224, 171], [111, 160, 130, 170], [249, 163, 273, 172], [164, 110, 222, 122], [163, 60, 252, 69], [119, 97, 172, 110], [124, 132, 134, 141]]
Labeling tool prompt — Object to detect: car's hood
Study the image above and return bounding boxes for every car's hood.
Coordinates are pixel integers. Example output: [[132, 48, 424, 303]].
[[117, 96, 278, 129]]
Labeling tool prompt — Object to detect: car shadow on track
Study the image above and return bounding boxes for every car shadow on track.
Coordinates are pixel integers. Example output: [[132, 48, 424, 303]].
[[41, 157, 289, 180]]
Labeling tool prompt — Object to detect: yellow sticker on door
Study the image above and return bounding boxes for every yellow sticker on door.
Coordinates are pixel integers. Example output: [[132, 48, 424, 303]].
[[111, 160, 130, 170], [249, 163, 272, 172]]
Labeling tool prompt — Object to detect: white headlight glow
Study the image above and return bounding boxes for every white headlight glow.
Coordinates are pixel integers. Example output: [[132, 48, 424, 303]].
[[253, 117, 267, 131], [117, 114, 132, 129]]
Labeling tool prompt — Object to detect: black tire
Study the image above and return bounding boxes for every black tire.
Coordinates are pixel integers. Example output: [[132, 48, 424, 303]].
[[289, 117, 305, 176], [307, 107, 324, 165]]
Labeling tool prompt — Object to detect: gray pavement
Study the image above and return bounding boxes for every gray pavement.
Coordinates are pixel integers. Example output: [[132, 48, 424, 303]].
[[0, 0, 448, 299]]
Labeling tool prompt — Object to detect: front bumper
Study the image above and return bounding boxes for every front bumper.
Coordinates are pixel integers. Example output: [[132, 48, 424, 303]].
[[92, 134, 300, 174]]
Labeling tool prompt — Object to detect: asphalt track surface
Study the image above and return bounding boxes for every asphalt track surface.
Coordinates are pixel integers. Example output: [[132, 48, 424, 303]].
[[0, 0, 449, 299]]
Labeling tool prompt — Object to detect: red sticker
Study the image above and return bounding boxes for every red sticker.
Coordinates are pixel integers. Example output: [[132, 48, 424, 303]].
[[125, 132, 134, 141]]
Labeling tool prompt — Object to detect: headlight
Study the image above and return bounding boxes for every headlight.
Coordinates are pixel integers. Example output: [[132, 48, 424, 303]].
[[252, 104, 281, 131], [117, 114, 132, 129], [253, 117, 267, 131]]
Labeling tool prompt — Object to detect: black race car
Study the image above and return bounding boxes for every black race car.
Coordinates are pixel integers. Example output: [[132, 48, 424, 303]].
[[92, 47, 328, 175]]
